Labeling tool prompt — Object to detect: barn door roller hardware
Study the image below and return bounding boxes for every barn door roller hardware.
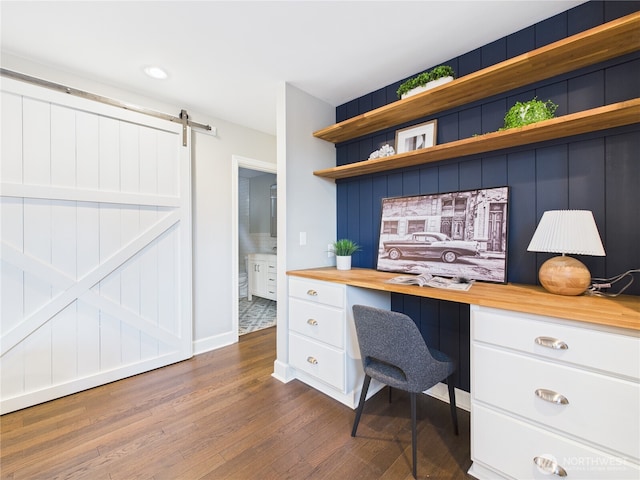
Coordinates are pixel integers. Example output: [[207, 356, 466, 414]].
[[1, 68, 212, 147]]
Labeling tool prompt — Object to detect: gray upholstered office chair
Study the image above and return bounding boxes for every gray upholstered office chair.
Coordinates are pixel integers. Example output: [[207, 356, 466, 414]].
[[351, 304, 459, 479]]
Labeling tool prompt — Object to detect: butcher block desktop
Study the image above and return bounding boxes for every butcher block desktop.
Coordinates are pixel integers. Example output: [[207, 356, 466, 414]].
[[287, 267, 640, 330]]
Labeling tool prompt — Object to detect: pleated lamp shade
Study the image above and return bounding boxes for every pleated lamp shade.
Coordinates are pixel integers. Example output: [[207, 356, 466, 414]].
[[527, 210, 605, 296], [527, 210, 605, 256]]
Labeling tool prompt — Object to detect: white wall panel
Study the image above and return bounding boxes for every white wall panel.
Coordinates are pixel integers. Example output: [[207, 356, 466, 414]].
[[51, 302, 77, 384], [99, 117, 120, 191], [0, 198, 24, 331], [157, 132, 177, 196], [120, 122, 139, 193], [23, 98, 51, 185], [139, 128, 158, 195], [77, 202, 101, 376], [1, 92, 23, 183], [51, 200, 77, 384], [23, 323, 51, 391], [0, 77, 192, 413], [23, 199, 52, 315], [51, 105, 76, 187], [76, 111, 99, 189], [0, 343, 24, 399], [0, 195, 25, 399], [157, 226, 177, 355]]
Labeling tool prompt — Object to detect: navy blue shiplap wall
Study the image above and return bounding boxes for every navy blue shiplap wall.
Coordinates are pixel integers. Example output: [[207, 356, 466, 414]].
[[334, 1, 640, 392]]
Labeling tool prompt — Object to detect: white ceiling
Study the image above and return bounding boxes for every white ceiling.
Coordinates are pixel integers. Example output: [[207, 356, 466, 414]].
[[1, 1, 585, 136]]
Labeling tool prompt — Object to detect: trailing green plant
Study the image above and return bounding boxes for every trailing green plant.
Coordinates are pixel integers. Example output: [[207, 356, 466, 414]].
[[396, 65, 455, 98], [430, 65, 454, 80], [332, 239, 362, 256], [501, 98, 559, 130]]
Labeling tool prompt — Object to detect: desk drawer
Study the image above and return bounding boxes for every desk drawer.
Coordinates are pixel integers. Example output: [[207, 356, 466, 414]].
[[472, 307, 640, 379], [289, 332, 345, 391], [289, 278, 344, 308], [473, 344, 640, 460], [473, 404, 640, 480], [289, 298, 344, 349]]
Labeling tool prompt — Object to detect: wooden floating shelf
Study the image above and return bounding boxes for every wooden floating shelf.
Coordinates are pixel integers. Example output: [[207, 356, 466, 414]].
[[313, 99, 640, 180], [313, 12, 640, 144]]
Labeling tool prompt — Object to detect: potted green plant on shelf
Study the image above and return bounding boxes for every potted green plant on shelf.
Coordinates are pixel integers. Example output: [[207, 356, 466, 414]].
[[397, 65, 455, 99], [332, 239, 362, 271], [501, 98, 559, 130]]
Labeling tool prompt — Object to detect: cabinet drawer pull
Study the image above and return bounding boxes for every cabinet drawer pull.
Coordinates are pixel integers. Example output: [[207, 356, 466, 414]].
[[306, 289, 318, 296], [535, 336, 568, 350], [306, 356, 318, 365], [307, 319, 318, 326], [534, 456, 567, 477], [535, 388, 569, 405]]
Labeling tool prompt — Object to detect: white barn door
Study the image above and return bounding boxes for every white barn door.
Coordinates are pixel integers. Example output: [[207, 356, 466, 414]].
[[0, 78, 192, 414]]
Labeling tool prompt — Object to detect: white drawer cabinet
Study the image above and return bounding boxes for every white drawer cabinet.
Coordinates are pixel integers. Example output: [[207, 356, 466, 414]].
[[289, 332, 345, 390], [473, 308, 640, 379], [287, 276, 390, 408], [289, 298, 344, 348], [289, 277, 344, 308], [248, 253, 276, 301], [474, 344, 639, 460], [473, 404, 640, 480], [469, 306, 640, 480]]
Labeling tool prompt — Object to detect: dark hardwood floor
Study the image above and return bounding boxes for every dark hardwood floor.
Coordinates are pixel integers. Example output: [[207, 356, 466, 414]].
[[0, 327, 472, 479]]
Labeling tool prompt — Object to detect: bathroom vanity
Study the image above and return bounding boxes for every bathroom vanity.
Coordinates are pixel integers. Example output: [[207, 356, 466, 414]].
[[247, 253, 277, 301]]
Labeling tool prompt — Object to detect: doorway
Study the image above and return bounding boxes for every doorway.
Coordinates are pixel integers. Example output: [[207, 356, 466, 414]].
[[231, 156, 277, 339]]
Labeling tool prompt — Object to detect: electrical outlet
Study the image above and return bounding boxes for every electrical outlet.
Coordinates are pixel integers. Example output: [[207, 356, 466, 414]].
[[328, 243, 334, 258]]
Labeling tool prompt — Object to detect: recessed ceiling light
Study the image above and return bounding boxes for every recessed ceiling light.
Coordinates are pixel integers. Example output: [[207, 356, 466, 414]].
[[143, 66, 168, 80]]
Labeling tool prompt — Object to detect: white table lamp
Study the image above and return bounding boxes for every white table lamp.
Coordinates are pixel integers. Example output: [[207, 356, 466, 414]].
[[527, 210, 605, 295]]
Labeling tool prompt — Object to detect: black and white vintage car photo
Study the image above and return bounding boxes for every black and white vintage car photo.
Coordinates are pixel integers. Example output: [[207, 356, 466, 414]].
[[382, 232, 480, 264], [376, 187, 509, 283]]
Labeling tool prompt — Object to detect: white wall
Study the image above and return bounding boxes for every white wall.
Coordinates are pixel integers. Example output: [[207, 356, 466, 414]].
[[1, 54, 276, 354], [192, 126, 275, 352], [281, 86, 337, 271], [273, 82, 336, 382]]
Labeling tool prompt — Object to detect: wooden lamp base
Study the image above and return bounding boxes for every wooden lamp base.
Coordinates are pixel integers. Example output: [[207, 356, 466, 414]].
[[538, 255, 592, 296]]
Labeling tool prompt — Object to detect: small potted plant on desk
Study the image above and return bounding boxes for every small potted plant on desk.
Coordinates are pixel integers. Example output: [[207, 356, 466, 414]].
[[332, 239, 361, 271]]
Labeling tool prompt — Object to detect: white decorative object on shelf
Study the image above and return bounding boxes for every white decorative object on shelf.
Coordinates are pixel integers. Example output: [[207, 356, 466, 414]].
[[369, 144, 395, 159], [401, 76, 454, 99]]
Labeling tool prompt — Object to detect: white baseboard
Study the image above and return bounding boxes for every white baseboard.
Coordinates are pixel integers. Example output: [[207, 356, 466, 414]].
[[272, 359, 295, 383], [425, 382, 471, 412], [192, 331, 237, 355]]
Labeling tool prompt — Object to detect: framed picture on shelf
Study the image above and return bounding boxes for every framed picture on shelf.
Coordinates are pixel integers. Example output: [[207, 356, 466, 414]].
[[395, 120, 437, 154], [376, 186, 510, 283]]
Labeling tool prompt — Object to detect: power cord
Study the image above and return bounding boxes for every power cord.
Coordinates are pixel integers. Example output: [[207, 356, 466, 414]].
[[586, 269, 640, 297]]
